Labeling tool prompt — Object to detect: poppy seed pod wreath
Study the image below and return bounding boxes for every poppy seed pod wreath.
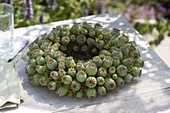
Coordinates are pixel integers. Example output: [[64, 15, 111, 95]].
[[22, 22, 144, 99]]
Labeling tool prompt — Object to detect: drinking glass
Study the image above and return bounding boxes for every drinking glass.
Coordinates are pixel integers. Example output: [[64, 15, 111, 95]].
[[0, 3, 14, 53]]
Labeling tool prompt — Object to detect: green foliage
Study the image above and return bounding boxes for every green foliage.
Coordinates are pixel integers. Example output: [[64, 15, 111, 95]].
[[134, 19, 170, 46], [1, 0, 95, 28], [104, 0, 170, 46]]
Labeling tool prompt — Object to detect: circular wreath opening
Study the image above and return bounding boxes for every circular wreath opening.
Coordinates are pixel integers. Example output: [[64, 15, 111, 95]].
[[23, 22, 144, 99]]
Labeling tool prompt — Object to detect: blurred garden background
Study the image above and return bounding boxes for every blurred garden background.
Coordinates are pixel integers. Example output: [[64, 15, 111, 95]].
[[1, 0, 170, 66]]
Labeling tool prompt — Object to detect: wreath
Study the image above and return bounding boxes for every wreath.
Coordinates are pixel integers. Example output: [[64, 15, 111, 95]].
[[22, 22, 144, 99]]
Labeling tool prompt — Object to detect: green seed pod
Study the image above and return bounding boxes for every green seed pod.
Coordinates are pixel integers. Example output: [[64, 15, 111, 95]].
[[65, 57, 76, 68], [120, 46, 129, 58], [103, 32, 112, 41], [97, 76, 105, 85], [83, 22, 93, 31], [26, 65, 36, 75], [58, 69, 66, 77], [116, 41, 125, 48], [51, 28, 60, 36], [35, 38, 43, 46], [97, 86, 106, 96], [54, 36, 60, 43], [86, 88, 97, 99], [99, 54, 106, 60], [116, 65, 127, 77], [49, 49, 58, 59], [104, 42, 111, 50], [62, 25, 70, 31], [85, 62, 97, 76], [91, 48, 98, 55], [89, 29, 96, 37], [61, 36, 70, 46], [36, 65, 47, 74], [41, 33, 49, 40], [50, 71, 59, 80], [131, 67, 142, 77], [56, 86, 68, 97], [108, 66, 116, 75], [76, 90, 83, 99], [86, 77, 97, 88], [58, 61, 66, 70], [116, 77, 125, 86], [29, 43, 39, 51], [56, 25, 62, 31], [81, 45, 88, 52], [39, 76, 49, 86], [62, 75, 73, 85], [70, 80, 81, 92], [119, 34, 129, 43], [76, 62, 85, 71], [104, 77, 116, 91], [71, 24, 80, 34], [22, 54, 30, 62], [40, 40, 52, 50], [112, 74, 118, 80], [99, 50, 112, 56], [56, 51, 66, 58], [80, 28, 88, 35], [30, 73, 42, 85], [76, 70, 87, 83], [60, 45, 67, 52], [48, 32, 55, 41], [112, 57, 120, 67], [44, 55, 51, 61], [51, 43, 60, 51], [92, 56, 102, 67], [110, 37, 119, 46], [30, 58, 37, 67], [87, 38, 95, 47], [63, 24, 70, 30], [102, 56, 113, 68], [77, 35, 86, 45], [110, 46, 119, 51], [98, 35, 103, 40], [57, 56, 66, 63], [124, 74, 133, 83], [112, 28, 121, 37], [36, 56, 45, 65], [67, 68, 76, 77], [95, 28, 103, 36], [134, 58, 144, 67], [61, 30, 70, 37], [95, 40, 105, 50], [46, 59, 57, 70], [130, 50, 140, 58], [111, 50, 123, 59], [70, 35, 76, 42], [73, 45, 79, 52], [47, 81, 57, 90], [44, 48, 53, 56], [122, 58, 133, 66], [31, 49, 44, 58], [97, 67, 107, 77]]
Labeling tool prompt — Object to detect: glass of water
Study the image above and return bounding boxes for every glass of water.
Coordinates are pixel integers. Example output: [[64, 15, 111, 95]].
[[0, 3, 14, 54]]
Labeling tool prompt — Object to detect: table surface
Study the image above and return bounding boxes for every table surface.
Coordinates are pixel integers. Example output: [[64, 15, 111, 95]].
[[1, 13, 170, 113]]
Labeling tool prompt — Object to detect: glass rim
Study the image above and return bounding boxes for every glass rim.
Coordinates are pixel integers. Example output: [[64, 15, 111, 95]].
[[0, 3, 14, 15]]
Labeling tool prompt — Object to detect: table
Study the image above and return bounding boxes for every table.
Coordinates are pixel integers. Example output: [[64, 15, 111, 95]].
[[1, 13, 170, 113]]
